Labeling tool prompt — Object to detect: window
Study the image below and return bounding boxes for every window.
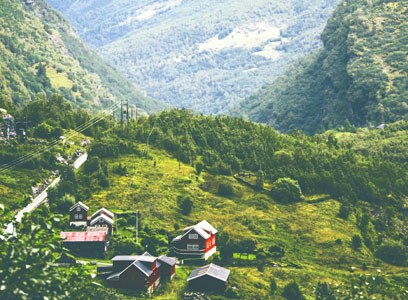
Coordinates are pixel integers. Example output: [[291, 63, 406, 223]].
[[78, 214, 83, 219], [74, 214, 78, 220], [187, 244, 199, 250], [188, 233, 198, 239], [76, 207, 81, 212]]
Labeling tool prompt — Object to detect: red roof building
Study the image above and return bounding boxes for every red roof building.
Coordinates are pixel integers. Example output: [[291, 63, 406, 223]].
[[60, 231, 107, 258]]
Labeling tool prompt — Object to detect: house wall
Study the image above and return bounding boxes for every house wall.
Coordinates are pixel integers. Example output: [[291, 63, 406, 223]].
[[93, 218, 113, 235], [188, 275, 227, 292], [63, 241, 106, 258], [70, 207, 87, 222]]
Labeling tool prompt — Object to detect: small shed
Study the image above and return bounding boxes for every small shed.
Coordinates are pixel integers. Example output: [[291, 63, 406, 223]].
[[158, 255, 177, 280], [187, 263, 230, 292]]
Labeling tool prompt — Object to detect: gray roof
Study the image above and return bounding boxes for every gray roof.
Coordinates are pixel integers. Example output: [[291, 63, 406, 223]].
[[69, 201, 89, 212], [187, 263, 230, 282], [112, 252, 155, 263], [90, 214, 114, 226], [158, 255, 177, 266], [107, 259, 153, 280]]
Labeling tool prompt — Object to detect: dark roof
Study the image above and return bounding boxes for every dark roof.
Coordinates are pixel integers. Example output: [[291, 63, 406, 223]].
[[187, 264, 230, 282], [158, 255, 177, 266]]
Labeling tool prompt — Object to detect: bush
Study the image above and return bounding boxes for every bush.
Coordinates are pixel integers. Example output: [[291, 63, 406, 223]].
[[218, 183, 234, 197], [375, 242, 408, 266], [270, 178, 303, 203], [180, 197, 193, 215], [270, 278, 277, 294], [351, 235, 362, 250], [282, 281, 305, 300], [338, 202, 351, 219]]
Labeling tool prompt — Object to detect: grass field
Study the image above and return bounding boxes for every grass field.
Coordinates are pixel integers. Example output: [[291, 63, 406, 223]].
[[74, 146, 408, 298]]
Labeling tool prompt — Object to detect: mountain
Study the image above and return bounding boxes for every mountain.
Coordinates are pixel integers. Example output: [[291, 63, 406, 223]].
[[0, 0, 163, 113], [47, 0, 339, 114], [238, 0, 408, 134]]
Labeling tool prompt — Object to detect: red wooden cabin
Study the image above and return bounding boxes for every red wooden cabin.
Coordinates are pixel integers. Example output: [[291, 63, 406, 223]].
[[171, 220, 217, 260]]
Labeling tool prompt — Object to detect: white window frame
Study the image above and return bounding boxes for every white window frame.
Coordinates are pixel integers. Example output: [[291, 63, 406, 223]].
[[187, 244, 199, 250], [188, 233, 198, 239], [76, 207, 81, 212], [74, 214, 78, 220], [78, 214, 83, 219]]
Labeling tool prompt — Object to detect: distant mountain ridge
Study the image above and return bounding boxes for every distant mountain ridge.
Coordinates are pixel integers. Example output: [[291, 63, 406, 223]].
[[47, 0, 340, 114], [0, 0, 162, 113], [239, 0, 408, 133]]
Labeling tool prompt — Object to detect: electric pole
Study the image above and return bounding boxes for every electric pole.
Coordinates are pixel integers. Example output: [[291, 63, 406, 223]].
[[136, 210, 139, 244]]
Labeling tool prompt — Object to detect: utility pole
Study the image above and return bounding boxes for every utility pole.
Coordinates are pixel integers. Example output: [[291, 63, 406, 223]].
[[120, 101, 124, 129], [136, 210, 139, 244], [126, 99, 129, 136]]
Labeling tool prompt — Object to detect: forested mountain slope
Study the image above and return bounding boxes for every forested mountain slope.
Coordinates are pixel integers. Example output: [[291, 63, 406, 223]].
[[1, 96, 407, 298], [47, 0, 339, 114], [239, 0, 408, 134], [0, 0, 162, 112]]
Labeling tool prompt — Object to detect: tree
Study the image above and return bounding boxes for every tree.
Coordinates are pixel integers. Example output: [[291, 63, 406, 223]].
[[270, 178, 303, 203], [282, 281, 305, 300], [352, 235, 362, 250], [270, 278, 277, 295], [0, 207, 96, 299], [180, 197, 193, 215], [195, 160, 204, 175], [315, 282, 336, 300], [338, 202, 351, 219], [256, 169, 265, 190], [375, 242, 408, 266], [218, 183, 234, 197]]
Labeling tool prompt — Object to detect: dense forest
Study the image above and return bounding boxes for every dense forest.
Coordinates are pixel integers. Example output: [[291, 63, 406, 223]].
[[48, 0, 339, 114], [0, 0, 162, 112], [239, 0, 408, 133]]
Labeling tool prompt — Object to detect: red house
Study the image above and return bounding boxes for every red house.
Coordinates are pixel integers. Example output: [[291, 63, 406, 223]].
[[69, 202, 89, 227], [171, 220, 217, 260], [106, 252, 176, 293]]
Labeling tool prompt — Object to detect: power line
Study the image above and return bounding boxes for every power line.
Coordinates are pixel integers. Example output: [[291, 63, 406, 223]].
[[0, 102, 119, 173]]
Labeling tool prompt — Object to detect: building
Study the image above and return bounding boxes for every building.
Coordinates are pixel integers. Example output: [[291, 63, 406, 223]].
[[171, 220, 217, 260], [105, 252, 176, 293], [60, 231, 107, 258], [187, 263, 230, 292], [91, 207, 114, 220], [69, 202, 89, 227], [90, 213, 114, 235]]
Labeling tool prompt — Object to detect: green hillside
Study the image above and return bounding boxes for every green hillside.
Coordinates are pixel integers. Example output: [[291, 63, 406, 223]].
[[239, 0, 408, 134], [1, 98, 407, 298], [0, 0, 162, 112], [47, 0, 339, 114]]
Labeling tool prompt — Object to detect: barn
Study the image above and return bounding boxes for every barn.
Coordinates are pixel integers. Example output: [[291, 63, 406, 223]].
[[60, 231, 107, 258]]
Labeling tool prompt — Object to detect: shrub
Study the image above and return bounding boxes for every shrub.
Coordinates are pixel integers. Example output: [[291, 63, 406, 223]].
[[180, 197, 193, 215], [351, 235, 362, 250], [338, 202, 351, 219], [270, 278, 277, 294], [270, 178, 303, 203], [282, 281, 305, 300], [375, 242, 408, 266], [218, 183, 234, 197]]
